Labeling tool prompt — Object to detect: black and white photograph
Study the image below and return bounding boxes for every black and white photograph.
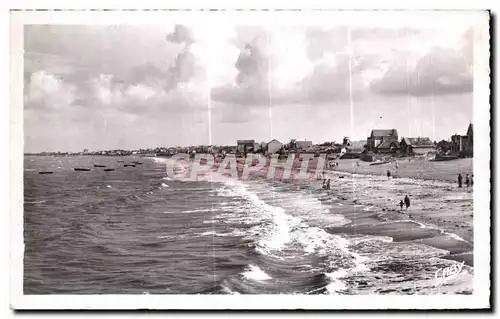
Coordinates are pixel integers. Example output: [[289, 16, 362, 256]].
[[9, 8, 491, 310]]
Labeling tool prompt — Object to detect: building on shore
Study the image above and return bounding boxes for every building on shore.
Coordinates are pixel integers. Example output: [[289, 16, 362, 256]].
[[400, 137, 435, 155], [295, 140, 313, 150], [342, 137, 351, 146], [367, 129, 399, 153], [253, 142, 262, 152], [266, 139, 284, 154], [237, 140, 255, 153], [450, 123, 473, 156]]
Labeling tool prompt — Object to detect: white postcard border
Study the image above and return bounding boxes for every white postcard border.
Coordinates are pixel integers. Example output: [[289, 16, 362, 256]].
[[9, 8, 491, 310]]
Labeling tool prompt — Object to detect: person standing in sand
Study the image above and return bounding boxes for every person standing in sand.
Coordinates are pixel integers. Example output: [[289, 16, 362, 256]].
[[399, 200, 404, 211], [465, 174, 470, 188], [458, 173, 463, 188], [404, 195, 410, 210]]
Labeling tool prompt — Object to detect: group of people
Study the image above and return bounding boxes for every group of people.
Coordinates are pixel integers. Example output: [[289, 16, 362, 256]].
[[457, 173, 473, 188], [328, 161, 339, 169]]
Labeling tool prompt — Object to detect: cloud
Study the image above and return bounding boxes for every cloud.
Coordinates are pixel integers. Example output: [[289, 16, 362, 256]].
[[212, 28, 315, 106], [24, 70, 77, 110], [371, 47, 473, 96], [166, 25, 196, 44]]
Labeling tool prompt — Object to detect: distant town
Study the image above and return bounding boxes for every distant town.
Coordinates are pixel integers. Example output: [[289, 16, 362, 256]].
[[25, 123, 473, 162]]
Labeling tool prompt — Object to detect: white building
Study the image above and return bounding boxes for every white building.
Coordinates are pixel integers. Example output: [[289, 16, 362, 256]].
[[266, 139, 283, 154]]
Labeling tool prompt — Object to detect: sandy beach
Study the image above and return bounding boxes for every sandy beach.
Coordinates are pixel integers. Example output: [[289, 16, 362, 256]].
[[332, 157, 473, 182]]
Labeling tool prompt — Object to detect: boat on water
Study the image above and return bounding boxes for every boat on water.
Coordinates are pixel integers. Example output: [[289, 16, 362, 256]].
[[132, 162, 143, 165], [94, 164, 106, 168], [38, 171, 53, 175], [117, 160, 124, 163], [74, 168, 91, 171], [104, 168, 115, 172], [124, 164, 136, 167]]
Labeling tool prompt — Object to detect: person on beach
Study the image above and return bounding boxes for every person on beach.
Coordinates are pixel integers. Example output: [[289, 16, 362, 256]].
[[322, 179, 326, 189], [399, 200, 404, 211], [471, 174, 474, 187], [326, 179, 331, 190], [458, 173, 463, 188], [404, 195, 410, 210], [387, 170, 391, 178], [465, 174, 470, 187]]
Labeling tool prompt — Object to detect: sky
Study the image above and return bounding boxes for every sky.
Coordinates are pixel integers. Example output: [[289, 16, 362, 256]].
[[23, 13, 479, 152]]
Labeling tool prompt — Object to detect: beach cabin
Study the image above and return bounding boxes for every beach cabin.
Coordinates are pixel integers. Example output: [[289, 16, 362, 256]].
[[400, 137, 435, 155], [450, 123, 473, 156], [237, 140, 255, 153], [295, 140, 313, 150], [367, 129, 399, 153], [266, 139, 284, 154]]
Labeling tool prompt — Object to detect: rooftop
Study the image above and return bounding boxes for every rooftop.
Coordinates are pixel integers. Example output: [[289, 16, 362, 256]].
[[371, 129, 398, 138]]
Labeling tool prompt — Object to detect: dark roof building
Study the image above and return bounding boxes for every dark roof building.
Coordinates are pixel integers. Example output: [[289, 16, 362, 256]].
[[400, 137, 435, 155], [367, 129, 399, 153]]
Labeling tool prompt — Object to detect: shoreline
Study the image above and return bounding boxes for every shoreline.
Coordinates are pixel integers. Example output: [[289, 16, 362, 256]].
[[154, 155, 474, 266]]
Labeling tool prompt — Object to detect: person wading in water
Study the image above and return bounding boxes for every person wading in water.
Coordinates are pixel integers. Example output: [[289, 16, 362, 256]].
[[465, 174, 470, 188], [458, 173, 463, 188], [399, 200, 404, 211]]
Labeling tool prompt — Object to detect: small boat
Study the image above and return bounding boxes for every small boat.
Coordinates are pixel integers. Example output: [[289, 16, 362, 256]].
[[124, 164, 136, 167], [433, 154, 459, 161], [103, 168, 115, 172], [117, 160, 124, 163], [74, 168, 91, 171], [369, 161, 390, 166], [132, 161, 143, 165], [94, 164, 106, 168], [38, 171, 53, 175]]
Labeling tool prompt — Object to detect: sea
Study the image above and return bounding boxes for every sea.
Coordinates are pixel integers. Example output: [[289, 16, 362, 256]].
[[23, 155, 474, 294]]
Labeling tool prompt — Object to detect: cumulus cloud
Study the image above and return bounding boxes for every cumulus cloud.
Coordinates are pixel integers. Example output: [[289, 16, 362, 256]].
[[212, 27, 378, 107], [371, 47, 473, 96], [24, 70, 77, 110], [24, 24, 477, 126], [212, 29, 315, 106]]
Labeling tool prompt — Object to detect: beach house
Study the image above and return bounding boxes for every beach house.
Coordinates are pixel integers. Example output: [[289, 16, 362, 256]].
[[295, 140, 313, 150], [450, 123, 473, 156], [266, 139, 284, 154], [400, 137, 435, 155], [366, 129, 399, 153], [237, 140, 255, 153]]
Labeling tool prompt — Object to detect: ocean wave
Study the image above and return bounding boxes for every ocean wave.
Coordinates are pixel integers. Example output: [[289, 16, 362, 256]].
[[241, 265, 272, 281]]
